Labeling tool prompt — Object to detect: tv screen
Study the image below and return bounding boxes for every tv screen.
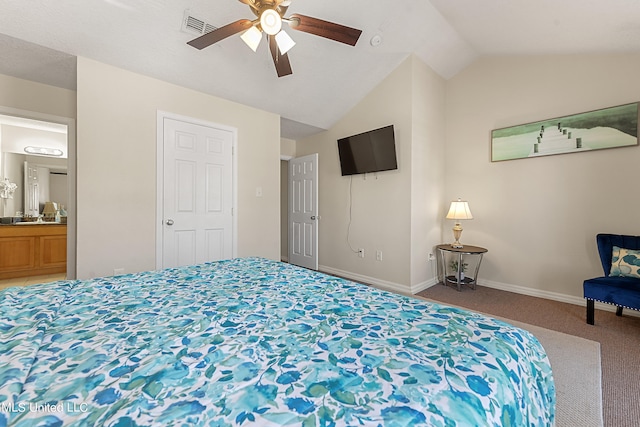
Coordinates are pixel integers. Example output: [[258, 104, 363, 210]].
[[337, 125, 397, 176]]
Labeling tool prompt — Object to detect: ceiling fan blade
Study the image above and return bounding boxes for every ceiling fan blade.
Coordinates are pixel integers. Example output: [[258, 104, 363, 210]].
[[187, 19, 254, 50], [268, 34, 293, 77], [288, 14, 362, 46]]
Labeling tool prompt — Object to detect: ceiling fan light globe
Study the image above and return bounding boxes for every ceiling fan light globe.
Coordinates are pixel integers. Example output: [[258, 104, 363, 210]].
[[260, 9, 282, 35], [275, 30, 295, 54], [240, 26, 262, 51]]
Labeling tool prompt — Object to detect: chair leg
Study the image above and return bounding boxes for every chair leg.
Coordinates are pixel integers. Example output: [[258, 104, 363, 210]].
[[616, 306, 623, 317], [586, 299, 595, 325]]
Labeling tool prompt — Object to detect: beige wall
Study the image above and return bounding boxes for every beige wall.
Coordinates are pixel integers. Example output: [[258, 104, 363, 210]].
[[76, 57, 280, 279], [445, 54, 640, 301], [7, 51, 636, 305], [410, 58, 446, 287], [0, 74, 76, 119], [280, 138, 296, 158], [280, 137, 296, 260], [2, 125, 68, 156], [296, 56, 446, 293]]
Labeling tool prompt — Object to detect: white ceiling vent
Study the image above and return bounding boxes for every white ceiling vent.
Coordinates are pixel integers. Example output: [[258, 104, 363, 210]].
[[182, 10, 217, 36]]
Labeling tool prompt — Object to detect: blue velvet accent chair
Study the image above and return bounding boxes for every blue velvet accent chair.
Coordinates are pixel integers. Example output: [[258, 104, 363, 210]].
[[583, 234, 640, 325]]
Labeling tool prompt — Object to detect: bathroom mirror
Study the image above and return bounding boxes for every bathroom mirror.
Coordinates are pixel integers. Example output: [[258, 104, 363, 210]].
[[0, 118, 68, 219], [1, 153, 68, 218]]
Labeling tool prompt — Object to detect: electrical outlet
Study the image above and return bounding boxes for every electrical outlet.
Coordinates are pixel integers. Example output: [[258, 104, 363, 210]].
[[376, 250, 382, 261], [428, 253, 436, 261], [358, 248, 365, 258]]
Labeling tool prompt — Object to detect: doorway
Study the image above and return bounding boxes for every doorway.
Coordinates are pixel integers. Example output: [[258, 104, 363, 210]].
[[0, 107, 76, 280], [280, 159, 290, 262]]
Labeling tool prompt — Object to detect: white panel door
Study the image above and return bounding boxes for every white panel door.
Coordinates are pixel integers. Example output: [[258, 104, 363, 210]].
[[162, 117, 233, 268], [289, 153, 318, 270]]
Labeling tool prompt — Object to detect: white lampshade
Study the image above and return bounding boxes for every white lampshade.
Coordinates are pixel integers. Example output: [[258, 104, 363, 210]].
[[275, 30, 295, 54], [446, 199, 473, 220], [260, 9, 282, 35], [241, 26, 263, 52]]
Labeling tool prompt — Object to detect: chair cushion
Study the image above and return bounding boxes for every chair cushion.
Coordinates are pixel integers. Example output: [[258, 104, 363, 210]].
[[610, 246, 640, 278], [584, 276, 640, 310]]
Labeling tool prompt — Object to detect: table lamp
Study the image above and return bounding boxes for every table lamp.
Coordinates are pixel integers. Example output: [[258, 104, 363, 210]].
[[446, 198, 473, 248], [42, 202, 58, 222]]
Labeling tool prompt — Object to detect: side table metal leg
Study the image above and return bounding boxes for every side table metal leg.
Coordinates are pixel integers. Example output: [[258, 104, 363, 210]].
[[457, 253, 462, 291], [439, 249, 446, 286], [471, 254, 484, 290]]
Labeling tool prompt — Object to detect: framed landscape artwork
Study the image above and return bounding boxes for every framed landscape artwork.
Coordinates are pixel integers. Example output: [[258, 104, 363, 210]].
[[491, 102, 639, 162]]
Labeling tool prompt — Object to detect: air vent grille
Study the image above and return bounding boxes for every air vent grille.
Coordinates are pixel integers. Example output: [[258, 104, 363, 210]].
[[182, 11, 217, 35]]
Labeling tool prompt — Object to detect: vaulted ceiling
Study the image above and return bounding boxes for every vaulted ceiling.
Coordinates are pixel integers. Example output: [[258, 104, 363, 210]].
[[1, 0, 639, 139]]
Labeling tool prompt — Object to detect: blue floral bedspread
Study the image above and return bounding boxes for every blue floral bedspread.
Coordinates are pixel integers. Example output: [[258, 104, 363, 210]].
[[0, 257, 555, 426]]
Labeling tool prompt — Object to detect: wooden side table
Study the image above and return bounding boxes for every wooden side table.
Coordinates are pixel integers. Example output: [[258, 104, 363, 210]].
[[436, 244, 488, 291]]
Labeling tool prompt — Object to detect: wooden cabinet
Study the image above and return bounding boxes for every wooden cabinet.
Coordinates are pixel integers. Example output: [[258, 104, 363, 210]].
[[0, 224, 66, 279]]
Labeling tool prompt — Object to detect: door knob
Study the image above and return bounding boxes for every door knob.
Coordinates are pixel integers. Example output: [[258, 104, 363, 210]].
[[166, 219, 174, 226]]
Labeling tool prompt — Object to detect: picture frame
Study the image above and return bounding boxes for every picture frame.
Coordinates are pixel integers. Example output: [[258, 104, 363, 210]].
[[491, 102, 638, 162]]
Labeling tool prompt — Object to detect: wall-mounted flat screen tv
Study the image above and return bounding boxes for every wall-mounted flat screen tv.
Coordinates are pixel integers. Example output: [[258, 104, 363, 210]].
[[337, 125, 397, 176]]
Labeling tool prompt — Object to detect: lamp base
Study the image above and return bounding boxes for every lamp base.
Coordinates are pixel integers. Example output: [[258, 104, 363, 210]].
[[451, 223, 464, 248]]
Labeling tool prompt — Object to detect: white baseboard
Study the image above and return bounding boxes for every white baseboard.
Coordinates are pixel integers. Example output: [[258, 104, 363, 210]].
[[478, 278, 640, 318], [318, 264, 438, 295], [411, 278, 439, 294], [317, 265, 639, 319]]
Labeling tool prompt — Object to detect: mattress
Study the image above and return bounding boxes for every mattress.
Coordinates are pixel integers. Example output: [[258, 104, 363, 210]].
[[0, 257, 555, 426]]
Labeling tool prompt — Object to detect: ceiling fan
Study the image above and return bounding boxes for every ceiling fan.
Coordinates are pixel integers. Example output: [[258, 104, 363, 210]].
[[187, 0, 362, 77]]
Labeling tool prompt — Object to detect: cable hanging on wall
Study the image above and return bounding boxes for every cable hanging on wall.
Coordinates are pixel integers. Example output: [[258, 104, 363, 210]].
[[345, 176, 359, 254]]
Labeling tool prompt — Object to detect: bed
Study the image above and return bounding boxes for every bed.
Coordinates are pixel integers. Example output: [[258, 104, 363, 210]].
[[0, 257, 555, 426]]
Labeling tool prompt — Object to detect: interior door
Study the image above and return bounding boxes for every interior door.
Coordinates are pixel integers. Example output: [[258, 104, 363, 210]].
[[161, 117, 234, 268], [288, 153, 318, 270]]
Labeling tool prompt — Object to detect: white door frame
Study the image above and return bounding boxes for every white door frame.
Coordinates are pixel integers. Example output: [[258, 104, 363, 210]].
[[0, 106, 77, 279], [156, 111, 238, 269]]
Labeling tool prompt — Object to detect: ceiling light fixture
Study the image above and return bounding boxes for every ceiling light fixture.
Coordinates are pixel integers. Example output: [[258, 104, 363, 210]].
[[260, 9, 282, 35], [24, 146, 64, 157], [242, 8, 294, 55], [275, 30, 296, 55], [241, 26, 263, 51]]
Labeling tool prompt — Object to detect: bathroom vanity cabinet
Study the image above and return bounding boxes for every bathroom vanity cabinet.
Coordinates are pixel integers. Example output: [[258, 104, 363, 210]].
[[0, 223, 66, 279]]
